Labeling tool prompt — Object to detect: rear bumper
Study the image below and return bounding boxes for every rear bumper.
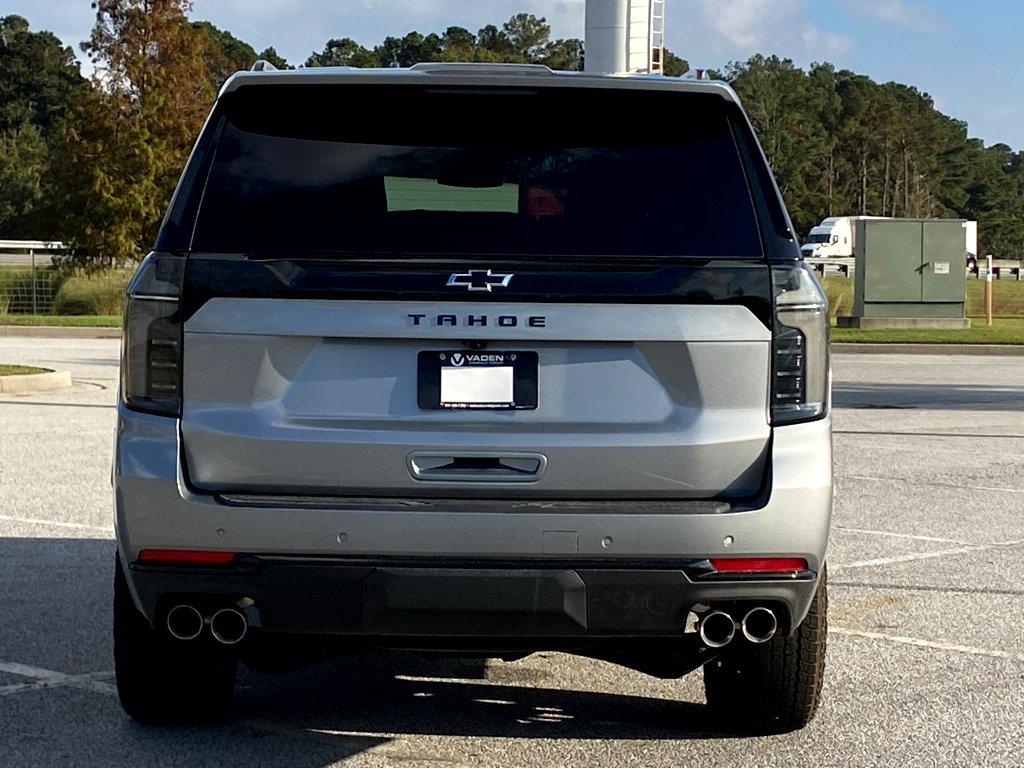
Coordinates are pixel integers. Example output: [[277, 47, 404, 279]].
[[128, 556, 818, 639], [114, 405, 832, 633]]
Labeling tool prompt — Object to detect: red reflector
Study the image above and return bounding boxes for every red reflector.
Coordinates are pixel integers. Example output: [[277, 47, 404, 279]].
[[709, 557, 808, 573], [137, 549, 236, 565]]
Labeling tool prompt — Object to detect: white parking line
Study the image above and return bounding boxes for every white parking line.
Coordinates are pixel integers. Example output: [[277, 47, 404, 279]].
[[834, 538, 1024, 571], [834, 526, 972, 545], [0, 675, 115, 697], [842, 473, 1024, 495], [834, 543, 993, 570], [831, 627, 1024, 664], [0, 658, 401, 752], [0, 661, 115, 697], [0, 514, 114, 535]]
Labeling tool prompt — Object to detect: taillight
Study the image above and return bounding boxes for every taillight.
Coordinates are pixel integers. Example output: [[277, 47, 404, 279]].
[[137, 549, 236, 565], [121, 253, 185, 417], [771, 262, 829, 424], [709, 557, 808, 574]]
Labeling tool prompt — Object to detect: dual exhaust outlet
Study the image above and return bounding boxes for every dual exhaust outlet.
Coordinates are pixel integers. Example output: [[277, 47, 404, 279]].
[[166, 604, 248, 645], [698, 607, 777, 648]]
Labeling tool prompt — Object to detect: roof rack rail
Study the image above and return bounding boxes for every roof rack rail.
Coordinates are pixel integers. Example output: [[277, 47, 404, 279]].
[[250, 59, 277, 72], [408, 62, 555, 76]]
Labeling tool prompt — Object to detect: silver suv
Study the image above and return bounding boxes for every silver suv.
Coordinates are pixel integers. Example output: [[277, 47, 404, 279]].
[[113, 63, 832, 733]]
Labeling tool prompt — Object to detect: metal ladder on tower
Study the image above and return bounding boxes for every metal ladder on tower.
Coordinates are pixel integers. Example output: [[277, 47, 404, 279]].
[[626, 0, 666, 73], [650, 0, 665, 72]]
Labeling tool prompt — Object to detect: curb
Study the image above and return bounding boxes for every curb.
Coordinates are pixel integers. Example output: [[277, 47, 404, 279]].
[[831, 342, 1024, 356], [0, 325, 121, 339], [0, 369, 73, 394]]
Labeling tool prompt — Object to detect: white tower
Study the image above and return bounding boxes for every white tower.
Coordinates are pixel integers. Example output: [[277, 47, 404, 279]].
[[584, 0, 665, 75]]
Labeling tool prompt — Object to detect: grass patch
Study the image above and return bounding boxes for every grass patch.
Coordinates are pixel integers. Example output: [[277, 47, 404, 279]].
[[0, 314, 122, 327], [821, 276, 854, 317], [964, 279, 1024, 316], [831, 316, 1024, 344], [0, 364, 49, 376], [820, 275, 1024, 318]]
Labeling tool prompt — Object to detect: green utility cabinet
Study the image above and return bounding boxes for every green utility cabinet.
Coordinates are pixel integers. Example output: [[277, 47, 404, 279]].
[[839, 218, 969, 329]]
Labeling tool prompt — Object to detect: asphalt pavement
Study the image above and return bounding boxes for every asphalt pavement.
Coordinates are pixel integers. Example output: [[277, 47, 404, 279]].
[[1, 337, 1022, 767]]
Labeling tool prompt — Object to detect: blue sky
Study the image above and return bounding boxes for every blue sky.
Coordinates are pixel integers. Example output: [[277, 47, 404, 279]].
[[10, 0, 1024, 148]]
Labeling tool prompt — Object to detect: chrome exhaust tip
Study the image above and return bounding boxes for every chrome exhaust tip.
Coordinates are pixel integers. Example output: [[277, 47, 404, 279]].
[[698, 610, 736, 648], [209, 607, 248, 645], [166, 604, 203, 641], [741, 606, 778, 644]]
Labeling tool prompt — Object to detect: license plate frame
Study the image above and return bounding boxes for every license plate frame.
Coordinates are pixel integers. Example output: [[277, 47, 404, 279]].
[[417, 351, 538, 410]]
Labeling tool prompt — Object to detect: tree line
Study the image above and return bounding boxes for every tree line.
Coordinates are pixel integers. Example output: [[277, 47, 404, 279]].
[[0, 0, 1020, 266], [724, 56, 1024, 257]]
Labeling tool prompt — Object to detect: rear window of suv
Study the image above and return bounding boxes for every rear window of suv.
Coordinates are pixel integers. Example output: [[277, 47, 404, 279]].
[[191, 84, 762, 258]]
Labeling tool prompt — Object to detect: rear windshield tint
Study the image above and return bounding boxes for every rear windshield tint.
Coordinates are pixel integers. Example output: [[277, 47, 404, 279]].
[[192, 85, 762, 258]]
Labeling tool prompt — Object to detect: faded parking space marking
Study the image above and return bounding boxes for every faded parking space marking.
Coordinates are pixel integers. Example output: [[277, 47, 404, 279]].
[[834, 543, 998, 570], [830, 627, 1024, 664], [831, 580, 1024, 598], [0, 661, 115, 697], [833, 539, 1024, 571], [841, 473, 1024, 494], [834, 525, 972, 545], [0, 514, 114, 535]]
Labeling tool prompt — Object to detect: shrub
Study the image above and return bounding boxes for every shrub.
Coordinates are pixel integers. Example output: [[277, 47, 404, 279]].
[[53, 271, 132, 316]]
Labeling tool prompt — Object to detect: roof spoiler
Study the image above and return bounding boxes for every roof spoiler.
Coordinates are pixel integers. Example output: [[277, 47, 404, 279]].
[[407, 62, 555, 76]]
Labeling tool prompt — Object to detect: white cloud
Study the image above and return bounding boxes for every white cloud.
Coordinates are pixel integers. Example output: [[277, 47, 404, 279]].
[[699, 0, 772, 48], [525, 0, 585, 39], [673, 0, 852, 62], [799, 23, 853, 56], [841, 0, 947, 31]]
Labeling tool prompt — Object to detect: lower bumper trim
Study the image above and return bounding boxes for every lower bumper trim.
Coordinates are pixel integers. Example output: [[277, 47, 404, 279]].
[[128, 556, 818, 639]]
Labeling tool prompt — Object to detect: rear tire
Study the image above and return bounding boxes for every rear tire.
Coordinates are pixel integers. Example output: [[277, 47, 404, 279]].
[[114, 556, 236, 723], [703, 566, 828, 734]]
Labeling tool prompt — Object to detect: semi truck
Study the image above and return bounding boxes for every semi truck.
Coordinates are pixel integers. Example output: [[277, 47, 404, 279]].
[[801, 216, 886, 262], [802, 216, 977, 275]]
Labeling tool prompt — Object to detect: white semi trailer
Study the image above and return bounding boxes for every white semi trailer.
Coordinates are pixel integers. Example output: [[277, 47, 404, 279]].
[[800, 216, 887, 261], [964, 220, 978, 272], [801, 216, 977, 275]]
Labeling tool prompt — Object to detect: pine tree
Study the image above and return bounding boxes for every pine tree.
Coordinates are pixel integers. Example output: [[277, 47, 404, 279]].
[[48, 0, 216, 267]]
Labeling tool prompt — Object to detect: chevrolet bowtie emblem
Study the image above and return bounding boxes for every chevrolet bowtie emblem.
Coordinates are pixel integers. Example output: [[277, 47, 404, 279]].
[[446, 269, 514, 292]]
